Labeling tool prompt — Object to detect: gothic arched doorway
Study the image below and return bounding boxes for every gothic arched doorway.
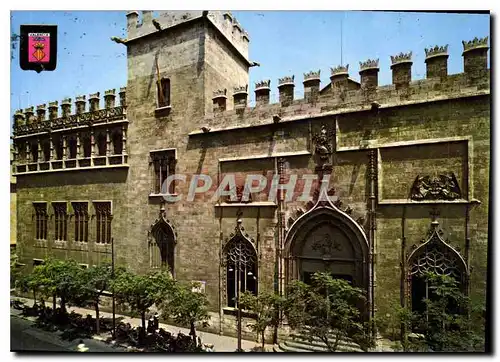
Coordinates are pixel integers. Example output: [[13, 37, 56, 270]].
[[284, 195, 369, 300]]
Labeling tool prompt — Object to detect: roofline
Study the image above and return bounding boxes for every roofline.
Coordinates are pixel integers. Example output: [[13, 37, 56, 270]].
[[123, 14, 251, 67]]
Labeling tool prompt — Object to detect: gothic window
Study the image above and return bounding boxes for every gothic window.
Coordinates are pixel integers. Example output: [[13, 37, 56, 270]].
[[53, 202, 68, 241], [53, 136, 63, 160], [82, 136, 91, 158], [157, 78, 171, 108], [68, 137, 77, 159], [42, 141, 50, 162], [150, 221, 175, 271], [17, 141, 26, 162], [408, 229, 466, 321], [72, 202, 89, 243], [33, 203, 48, 240], [30, 141, 38, 163], [97, 133, 107, 156], [94, 202, 112, 244], [150, 150, 176, 194], [224, 236, 258, 308], [112, 130, 123, 154]]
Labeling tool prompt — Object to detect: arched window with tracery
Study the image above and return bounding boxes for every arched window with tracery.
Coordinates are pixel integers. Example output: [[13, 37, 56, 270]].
[[407, 227, 467, 318], [150, 218, 176, 273], [223, 224, 258, 308]]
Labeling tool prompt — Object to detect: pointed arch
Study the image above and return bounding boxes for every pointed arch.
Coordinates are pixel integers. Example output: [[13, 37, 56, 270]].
[[284, 189, 369, 300], [407, 228, 468, 316], [221, 222, 258, 308], [285, 191, 369, 255], [407, 228, 467, 282], [149, 217, 176, 273]]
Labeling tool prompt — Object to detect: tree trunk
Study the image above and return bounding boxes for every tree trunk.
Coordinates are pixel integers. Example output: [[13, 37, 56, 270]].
[[95, 302, 100, 334], [52, 294, 56, 311], [60, 297, 66, 314], [190, 321, 197, 346], [33, 289, 36, 304], [261, 330, 265, 349], [141, 311, 146, 330]]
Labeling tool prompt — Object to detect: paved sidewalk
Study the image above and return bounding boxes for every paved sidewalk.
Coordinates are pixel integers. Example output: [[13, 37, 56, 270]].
[[11, 296, 273, 352]]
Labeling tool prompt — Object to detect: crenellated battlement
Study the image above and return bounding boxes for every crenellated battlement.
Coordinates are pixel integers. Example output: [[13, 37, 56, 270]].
[[124, 10, 250, 62], [13, 87, 127, 138], [304, 70, 321, 81], [425, 45, 448, 59], [462, 36, 489, 53], [359, 59, 379, 71], [255, 80, 271, 90], [331, 64, 349, 76], [390, 51, 413, 65], [278, 75, 295, 86], [198, 36, 489, 133]]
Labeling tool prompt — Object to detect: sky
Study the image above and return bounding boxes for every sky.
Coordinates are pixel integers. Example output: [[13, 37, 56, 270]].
[[10, 10, 490, 130]]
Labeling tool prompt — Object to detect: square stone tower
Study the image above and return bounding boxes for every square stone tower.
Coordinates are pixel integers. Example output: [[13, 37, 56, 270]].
[[121, 11, 251, 274]]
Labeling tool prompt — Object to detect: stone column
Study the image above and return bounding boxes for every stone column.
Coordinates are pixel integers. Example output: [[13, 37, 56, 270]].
[[106, 128, 111, 157], [26, 142, 31, 163], [76, 132, 81, 159], [49, 134, 54, 165], [90, 129, 96, 157], [62, 136, 67, 160], [37, 137, 42, 162], [122, 124, 127, 156]]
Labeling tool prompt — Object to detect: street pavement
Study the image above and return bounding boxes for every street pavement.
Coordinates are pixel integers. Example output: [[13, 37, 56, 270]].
[[11, 296, 273, 352], [11, 314, 127, 352]]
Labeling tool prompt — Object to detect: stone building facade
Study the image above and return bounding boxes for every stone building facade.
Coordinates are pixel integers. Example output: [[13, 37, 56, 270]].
[[12, 11, 490, 341]]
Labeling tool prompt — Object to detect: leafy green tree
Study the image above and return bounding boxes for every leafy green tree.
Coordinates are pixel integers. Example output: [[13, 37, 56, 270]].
[[24, 258, 84, 315], [160, 281, 210, 346], [16, 272, 39, 304], [239, 290, 284, 349], [74, 264, 113, 334], [112, 268, 174, 330], [414, 272, 485, 352], [283, 272, 366, 352]]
